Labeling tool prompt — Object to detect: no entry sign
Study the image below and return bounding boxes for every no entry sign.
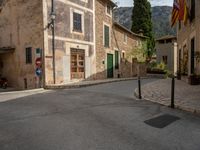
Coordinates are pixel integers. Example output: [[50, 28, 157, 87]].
[[35, 57, 42, 67]]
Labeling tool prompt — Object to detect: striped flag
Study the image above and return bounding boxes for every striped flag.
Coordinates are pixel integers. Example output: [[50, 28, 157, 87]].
[[179, 0, 185, 20], [171, 0, 180, 27]]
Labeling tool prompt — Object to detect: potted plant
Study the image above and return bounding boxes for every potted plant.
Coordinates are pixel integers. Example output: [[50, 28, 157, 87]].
[[177, 70, 181, 80], [189, 51, 200, 85], [188, 74, 200, 85]]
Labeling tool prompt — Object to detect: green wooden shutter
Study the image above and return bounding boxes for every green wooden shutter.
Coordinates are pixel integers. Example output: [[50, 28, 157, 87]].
[[115, 51, 119, 69], [104, 25, 110, 47]]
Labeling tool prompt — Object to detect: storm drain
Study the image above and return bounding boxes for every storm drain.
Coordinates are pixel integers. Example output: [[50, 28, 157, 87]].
[[144, 114, 180, 129]]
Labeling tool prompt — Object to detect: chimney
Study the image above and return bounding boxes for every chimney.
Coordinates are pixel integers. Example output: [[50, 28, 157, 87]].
[[139, 29, 144, 36]]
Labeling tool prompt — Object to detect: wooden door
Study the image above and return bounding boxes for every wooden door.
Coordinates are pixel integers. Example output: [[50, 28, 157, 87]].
[[71, 49, 85, 79], [107, 54, 113, 78]]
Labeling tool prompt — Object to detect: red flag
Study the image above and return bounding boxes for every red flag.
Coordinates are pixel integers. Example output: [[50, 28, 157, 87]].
[[179, 0, 184, 20], [171, 0, 180, 27]]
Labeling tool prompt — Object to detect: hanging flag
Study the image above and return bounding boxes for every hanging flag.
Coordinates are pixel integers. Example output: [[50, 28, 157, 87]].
[[179, 0, 184, 20], [183, 0, 188, 24], [171, 0, 180, 27]]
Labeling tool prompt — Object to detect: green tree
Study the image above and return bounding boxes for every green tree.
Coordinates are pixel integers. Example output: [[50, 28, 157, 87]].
[[131, 0, 155, 61], [127, 41, 147, 63]]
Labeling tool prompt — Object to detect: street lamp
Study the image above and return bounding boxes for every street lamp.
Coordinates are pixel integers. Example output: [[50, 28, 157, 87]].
[[50, 0, 56, 84], [50, 12, 56, 20]]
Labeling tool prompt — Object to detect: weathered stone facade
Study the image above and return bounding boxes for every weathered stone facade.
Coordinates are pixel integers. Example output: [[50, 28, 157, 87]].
[[0, 0, 147, 89], [0, 0, 44, 89], [112, 23, 147, 78], [177, 0, 200, 76], [95, 0, 113, 79], [95, 0, 147, 79], [43, 0, 95, 85]]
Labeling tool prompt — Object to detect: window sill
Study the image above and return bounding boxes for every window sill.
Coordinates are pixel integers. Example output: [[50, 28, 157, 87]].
[[72, 30, 84, 35], [104, 46, 110, 49]]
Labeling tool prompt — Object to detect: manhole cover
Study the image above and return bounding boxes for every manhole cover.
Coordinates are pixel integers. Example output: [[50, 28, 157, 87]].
[[144, 114, 180, 128]]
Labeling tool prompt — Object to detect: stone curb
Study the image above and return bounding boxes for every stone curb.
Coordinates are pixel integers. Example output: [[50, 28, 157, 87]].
[[134, 87, 200, 116], [45, 77, 148, 89], [0, 77, 148, 94], [0, 88, 50, 95]]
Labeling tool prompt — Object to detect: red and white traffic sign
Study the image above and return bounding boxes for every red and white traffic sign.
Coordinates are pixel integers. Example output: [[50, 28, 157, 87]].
[[35, 57, 42, 67]]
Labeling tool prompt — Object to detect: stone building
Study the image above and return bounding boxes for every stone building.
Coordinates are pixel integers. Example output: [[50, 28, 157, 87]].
[[43, 0, 95, 84], [177, 0, 200, 80], [95, 0, 147, 79], [155, 35, 177, 73], [0, 0, 44, 89], [0, 0, 147, 89]]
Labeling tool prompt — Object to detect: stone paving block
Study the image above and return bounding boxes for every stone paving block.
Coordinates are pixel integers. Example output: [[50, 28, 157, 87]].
[[135, 78, 200, 115]]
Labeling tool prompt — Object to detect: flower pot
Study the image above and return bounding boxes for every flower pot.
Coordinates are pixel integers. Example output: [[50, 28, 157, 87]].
[[188, 75, 200, 85]]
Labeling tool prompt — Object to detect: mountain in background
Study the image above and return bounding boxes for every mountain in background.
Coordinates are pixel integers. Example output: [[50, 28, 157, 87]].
[[114, 6, 176, 38]]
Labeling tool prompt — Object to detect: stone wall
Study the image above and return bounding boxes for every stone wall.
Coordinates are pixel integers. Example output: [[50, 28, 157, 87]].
[[0, 0, 44, 89], [43, 0, 95, 85], [95, 0, 113, 79], [95, 0, 147, 80], [112, 24, 146, 78], [177, 0, 200, 75]]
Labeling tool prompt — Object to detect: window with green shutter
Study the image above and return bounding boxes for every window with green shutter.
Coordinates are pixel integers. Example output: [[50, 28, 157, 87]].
[[104, 25, 110, 48], [115, 51, 119, 69]]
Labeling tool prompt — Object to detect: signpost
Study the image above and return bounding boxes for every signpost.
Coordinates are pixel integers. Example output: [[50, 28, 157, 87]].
[[35, 68, 42, 77], [35, 57, 42, 67], [35, 56, 42, 88]]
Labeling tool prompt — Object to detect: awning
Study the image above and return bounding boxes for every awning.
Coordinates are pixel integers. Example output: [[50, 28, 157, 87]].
[[0, 47, 15, 54]]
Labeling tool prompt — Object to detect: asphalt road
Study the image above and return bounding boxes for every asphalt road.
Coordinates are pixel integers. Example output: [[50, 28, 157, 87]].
[[80, 78, 158, 98], [0, 79, 200, 150]]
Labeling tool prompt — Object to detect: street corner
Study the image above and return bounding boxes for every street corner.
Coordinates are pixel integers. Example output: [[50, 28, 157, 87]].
[[135, 78, 200, 115]]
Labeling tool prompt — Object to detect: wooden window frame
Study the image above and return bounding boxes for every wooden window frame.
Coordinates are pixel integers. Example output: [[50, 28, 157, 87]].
[[70, 8, 84, 35], [73, 12, 82, 33], [26, 47, 32, 64]]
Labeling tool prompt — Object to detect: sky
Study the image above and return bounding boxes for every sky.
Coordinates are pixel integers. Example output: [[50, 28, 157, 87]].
[[115, 0, 173, 7]]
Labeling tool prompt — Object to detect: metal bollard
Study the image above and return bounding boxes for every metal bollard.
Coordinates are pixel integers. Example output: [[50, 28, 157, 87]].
[[171, 76, 175, 108], [138, 76, 142, 99]]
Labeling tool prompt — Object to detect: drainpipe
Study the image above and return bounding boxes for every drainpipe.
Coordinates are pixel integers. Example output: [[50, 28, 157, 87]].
[[51, 0, 56, 84]]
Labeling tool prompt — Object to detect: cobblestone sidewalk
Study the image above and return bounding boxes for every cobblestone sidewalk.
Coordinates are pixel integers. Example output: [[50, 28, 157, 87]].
[[135, 78, 200, 115]]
